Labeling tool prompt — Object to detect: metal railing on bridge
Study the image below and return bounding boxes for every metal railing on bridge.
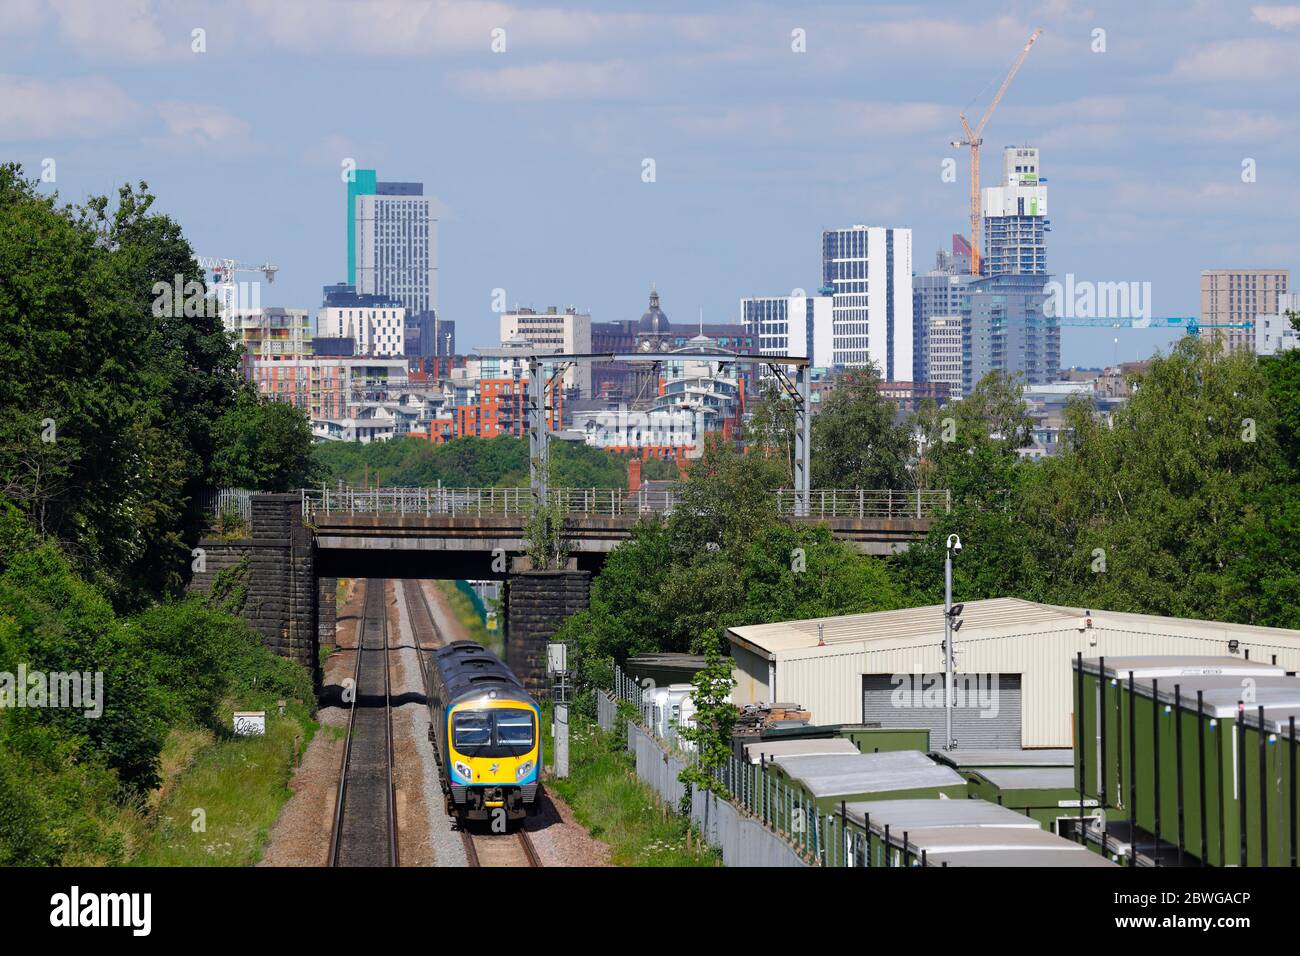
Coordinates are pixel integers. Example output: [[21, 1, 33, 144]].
[[301, 486, 683, 520], [776, 488, 950, 520], [300, 486, 949, 521]]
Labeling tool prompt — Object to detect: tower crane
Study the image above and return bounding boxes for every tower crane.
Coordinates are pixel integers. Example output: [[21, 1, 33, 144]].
[[951, 27, 1043, 277], [195, 255, 280, 331], [195, 256, 279, 286]]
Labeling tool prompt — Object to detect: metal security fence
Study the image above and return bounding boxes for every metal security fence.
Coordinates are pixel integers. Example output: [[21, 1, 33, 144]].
[[605, 667, 886, 867], [201, 488, 254, 525], [604, 673, 841, 867]]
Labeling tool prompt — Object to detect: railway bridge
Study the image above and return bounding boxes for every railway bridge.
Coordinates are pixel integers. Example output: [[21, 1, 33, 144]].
[[189, 486, 947, 693]]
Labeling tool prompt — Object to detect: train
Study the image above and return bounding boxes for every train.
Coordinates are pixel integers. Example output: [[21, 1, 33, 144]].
[[426, 640, 542, 821]]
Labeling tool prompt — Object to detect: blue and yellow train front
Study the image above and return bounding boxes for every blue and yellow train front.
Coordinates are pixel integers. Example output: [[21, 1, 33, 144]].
[[445, 696, 541, 820]]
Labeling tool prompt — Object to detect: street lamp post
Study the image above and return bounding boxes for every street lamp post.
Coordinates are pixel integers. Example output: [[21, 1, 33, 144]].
[[944, 534, 963, 751]]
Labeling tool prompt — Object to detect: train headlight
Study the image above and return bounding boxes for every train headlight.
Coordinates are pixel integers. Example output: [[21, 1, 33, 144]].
[[454, 760, 473, 782], [516, 760, 534, 781]]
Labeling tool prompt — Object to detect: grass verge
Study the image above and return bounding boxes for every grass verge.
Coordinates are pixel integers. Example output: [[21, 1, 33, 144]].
[[543, 707, 719, 867], [129, 701, 317, 866]]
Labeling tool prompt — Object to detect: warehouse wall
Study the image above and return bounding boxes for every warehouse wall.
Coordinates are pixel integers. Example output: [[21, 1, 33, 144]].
[[730, 644, 771, 705], [765, 622, 1300, 749], [780, 644, 867, 725]]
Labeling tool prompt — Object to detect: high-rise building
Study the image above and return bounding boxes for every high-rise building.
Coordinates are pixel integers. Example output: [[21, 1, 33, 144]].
[[227, 308, 313, 373], [500, 306, 592, 395], [347, 170, 438, 319], [913, 240, 975, 382], [740, 294, 833, 366], [1201, 268, 1290, 354], [937, 234, 973, 276], [821, 225, 912, 378], [1256, 292, 1300, 355], [981, 146, 1048, 277], [963, 273, 1059, 395], [926, 315, 964, 396], [318, 283, 406, 357], [406, 314, 455, 361]]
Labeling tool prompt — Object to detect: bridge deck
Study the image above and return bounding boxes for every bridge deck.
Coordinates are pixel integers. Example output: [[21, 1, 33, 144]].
[[303, 487, 945, 559]]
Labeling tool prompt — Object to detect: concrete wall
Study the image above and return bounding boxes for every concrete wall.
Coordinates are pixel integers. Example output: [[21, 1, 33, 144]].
[[505, 570, 589, 695], [189, 494, 319, 679]]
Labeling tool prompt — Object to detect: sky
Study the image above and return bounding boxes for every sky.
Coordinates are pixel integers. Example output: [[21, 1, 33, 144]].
[[3, 0, 1299, 368]]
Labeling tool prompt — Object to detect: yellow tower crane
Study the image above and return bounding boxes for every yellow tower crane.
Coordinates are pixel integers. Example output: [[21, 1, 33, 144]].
[[950, 27, 1043, 276]]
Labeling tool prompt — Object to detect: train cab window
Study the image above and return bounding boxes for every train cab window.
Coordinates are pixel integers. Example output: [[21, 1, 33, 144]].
[[451, 709, 535, 757], [496, 712, 534, 748], [453, 712, 491, 749]]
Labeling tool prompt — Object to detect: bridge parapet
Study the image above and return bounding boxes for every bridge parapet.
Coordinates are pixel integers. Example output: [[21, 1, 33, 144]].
[[302, 486, 949, 522], [776, 488, 950, 520]]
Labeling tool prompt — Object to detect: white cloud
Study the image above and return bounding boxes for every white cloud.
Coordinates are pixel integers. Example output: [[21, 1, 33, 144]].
[[152, 101, 258, 154], [1252, 5, 1300, 28], [236, 0, 704, 55], [456, 60, 644, 100], [48, 0, 184, 62], [1168, 36, 1300, 81], [0, 73, 143, 140]]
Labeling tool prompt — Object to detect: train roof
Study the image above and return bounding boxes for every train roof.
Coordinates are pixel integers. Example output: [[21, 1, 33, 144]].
[[432, 640, 533, 704]]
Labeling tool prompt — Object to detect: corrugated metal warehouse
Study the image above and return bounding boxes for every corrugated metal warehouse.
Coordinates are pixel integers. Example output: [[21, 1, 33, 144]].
[[728, 598, 1300, 749]]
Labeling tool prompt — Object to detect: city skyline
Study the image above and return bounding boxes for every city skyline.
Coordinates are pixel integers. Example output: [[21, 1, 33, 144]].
[[5, 1, 1300, 367]]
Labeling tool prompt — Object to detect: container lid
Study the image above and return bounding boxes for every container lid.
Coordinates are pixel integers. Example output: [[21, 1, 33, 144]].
[[1081, 656, 1285, 680], [927, 847, 1115, 867], [773, 751, 964, 798], [931, 749, 1073, 769], [970, 767, 1076, 791], [744, 738, 859, 764], [844, 797, 1042, 831]]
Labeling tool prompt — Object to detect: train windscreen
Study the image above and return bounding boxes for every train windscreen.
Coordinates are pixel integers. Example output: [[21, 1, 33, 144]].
[[452, 709, 535, 757]]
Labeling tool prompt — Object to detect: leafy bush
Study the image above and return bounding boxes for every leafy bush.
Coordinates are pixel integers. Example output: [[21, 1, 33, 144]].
[[0, 539, 313, 864]]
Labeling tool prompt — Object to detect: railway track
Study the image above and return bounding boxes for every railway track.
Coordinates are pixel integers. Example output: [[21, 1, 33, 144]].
[[329, 578, 399, 867], [403, 580, 543, 868], [461, 829, 541, 867]]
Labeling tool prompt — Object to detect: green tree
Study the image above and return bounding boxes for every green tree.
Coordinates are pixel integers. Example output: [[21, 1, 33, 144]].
[[668, 434, 785, 554], [745, 380, 797, 485], [211, 386, 318, 491], [677, 641, 739, 803], [811, 366, 911, 489], [0, 165, 244, 598]]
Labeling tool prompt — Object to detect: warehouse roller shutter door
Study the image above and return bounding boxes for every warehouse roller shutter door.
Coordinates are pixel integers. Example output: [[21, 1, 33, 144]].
[[861, 674, 1022, 750]]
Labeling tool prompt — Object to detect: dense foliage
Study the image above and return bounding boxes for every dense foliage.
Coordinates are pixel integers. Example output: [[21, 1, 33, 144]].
[[555, 436, 905, 695], [311, 434, 638, 488], [212, 387, 318, 492], [893, 338, 1300, 629], [0, 526, 312, 865], [0, 164, 316, 865], [0, 163, 315, 600]]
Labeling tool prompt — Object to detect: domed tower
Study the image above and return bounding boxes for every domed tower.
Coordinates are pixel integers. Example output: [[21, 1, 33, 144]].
[[637, 286, 670, 338]]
